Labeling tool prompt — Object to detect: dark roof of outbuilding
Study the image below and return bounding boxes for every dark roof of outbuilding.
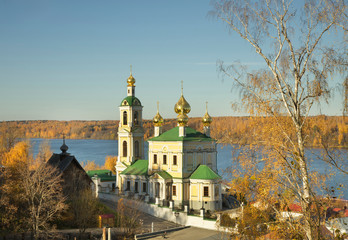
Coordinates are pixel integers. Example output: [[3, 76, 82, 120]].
[[47, 153, 82, 173], [47, 152, 92, 183]]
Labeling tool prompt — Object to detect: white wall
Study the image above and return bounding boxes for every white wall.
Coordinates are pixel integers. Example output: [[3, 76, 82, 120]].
[[98, 193, 218, 230]]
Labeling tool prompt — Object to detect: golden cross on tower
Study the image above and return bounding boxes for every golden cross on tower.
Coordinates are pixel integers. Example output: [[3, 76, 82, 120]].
[[206, 101, 208, 112], [130, 65, 132, 75], [157, 101, 159, 113]]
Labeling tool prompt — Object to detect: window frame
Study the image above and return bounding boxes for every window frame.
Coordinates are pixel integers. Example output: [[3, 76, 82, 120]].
[[153, 154, 157, 164], [142, 182, 147, 193], [172, 185, 177, 196], [135, 181, 138, 193], [123, 141, 127, 157], [163, 155, 167, 165], [203, 186, 209, 197], [123, 111, 127, 125], [173, 155, 177, 165]]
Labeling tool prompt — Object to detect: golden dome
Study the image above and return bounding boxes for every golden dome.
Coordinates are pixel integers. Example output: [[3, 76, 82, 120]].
[[153, 102, 164, 126], [127, 65, 135, 86], [153, 112, 164, 126], [177, 112, 189, 126], [202, 102, 212, 126], [202, 112, 212, 126], [127, 74, 135, 86], [174, 95, 191, 114]]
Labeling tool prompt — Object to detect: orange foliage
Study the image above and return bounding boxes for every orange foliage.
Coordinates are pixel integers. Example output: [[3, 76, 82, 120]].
[[2, 141, 30, 168], [104, 156, 117, 174], [0, 116, 346, 148], [81, 160, 102, 171]]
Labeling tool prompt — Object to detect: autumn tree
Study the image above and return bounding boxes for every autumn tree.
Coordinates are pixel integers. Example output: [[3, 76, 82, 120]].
[[104, 156, 117, 174], [212, 0, 347, 239], [81, 160, 102, 171], [21, 160, 66, 239], [68, 188, 99, 234], [0, 142, 66, 238], [116, 198, 142, 236]]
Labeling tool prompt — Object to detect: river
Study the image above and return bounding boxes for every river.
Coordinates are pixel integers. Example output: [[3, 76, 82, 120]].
[[29, 138, 347, 199]]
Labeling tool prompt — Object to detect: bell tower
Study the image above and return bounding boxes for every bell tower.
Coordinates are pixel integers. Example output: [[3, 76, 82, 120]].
[[117, 66, 145, 165]]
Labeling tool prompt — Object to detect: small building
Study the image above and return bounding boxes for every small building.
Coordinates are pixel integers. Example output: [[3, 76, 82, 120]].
[[87, 169, 116, 193], [47, 139, 93, 196]]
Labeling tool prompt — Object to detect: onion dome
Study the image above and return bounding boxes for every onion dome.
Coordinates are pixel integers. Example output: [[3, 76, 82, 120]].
[[127, 74, 135, 86], [60, 136, 69, 154], [153, 102, 164, 126], [127, 65, 135, 86], [202, 102, 213, 126], [174, 95, 191, 114], [177, 112, 189, 126], [174, 81, 191, 114]]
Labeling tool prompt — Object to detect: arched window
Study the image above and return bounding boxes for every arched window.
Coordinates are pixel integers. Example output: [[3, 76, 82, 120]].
[[134, 141, 139, 157], [123, 141, 127, 157], [123, 111, 127, 125], [134, 111, 139, 125]]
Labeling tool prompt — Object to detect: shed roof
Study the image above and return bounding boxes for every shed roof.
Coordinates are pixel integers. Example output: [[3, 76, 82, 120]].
[[87, 170, 115, 182]]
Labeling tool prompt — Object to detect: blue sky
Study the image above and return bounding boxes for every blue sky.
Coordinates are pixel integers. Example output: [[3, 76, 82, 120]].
[[0, 0, 344, 121]]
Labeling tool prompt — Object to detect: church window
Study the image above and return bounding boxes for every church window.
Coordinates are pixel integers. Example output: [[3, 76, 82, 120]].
[[153, 154, 157, 164], [126, 181, 130, 191], [135, 182, 138, 193], [142, 182, 147, 193], [123, 141, 127, 157], [134, 111, 139, 125], [172, 185, 177, 196], [134, 141, 139, 157], [163, 155, 167, 165], [204, 186, 209, 197], [173, 155, 177, 165], [123, 111, 127, 125]]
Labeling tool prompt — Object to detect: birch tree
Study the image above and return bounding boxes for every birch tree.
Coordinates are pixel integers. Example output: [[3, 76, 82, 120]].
[[211, 0, 347, 239]]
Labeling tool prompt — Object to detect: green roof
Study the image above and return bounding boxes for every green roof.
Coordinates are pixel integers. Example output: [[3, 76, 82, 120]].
[[148, 126, 214, 142], [156, 171, 172, 180], [87, 170, 115, 182], [120, 96, 142, 106], [121, 159, 148, 176], [190, 165, 221, 180]]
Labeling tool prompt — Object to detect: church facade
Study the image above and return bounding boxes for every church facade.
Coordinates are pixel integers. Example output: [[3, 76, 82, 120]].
[[115, 70, 222, 211]]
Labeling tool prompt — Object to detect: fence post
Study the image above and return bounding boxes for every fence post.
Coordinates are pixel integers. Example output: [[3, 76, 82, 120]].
[[102, 227, 106, 240], [108, 228, 111, 240]]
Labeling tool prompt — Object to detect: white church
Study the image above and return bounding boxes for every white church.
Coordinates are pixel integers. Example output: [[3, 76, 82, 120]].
[[115, 69, 222, 211]]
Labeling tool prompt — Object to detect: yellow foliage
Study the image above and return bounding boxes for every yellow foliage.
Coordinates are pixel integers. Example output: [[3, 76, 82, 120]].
[[81, 160, 101, 171], [104, 156, 117, 174], [2, 142, 30, 168]]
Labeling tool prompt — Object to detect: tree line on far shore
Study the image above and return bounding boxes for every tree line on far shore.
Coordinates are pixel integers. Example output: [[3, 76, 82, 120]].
[[0, 115, 347, 148]]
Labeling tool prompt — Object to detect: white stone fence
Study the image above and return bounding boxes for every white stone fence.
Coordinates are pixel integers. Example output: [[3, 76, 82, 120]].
[[98, 192, 219, 230]]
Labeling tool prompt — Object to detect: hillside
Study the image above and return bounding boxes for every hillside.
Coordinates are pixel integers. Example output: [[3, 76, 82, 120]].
[[0, 116, 347, 148]]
